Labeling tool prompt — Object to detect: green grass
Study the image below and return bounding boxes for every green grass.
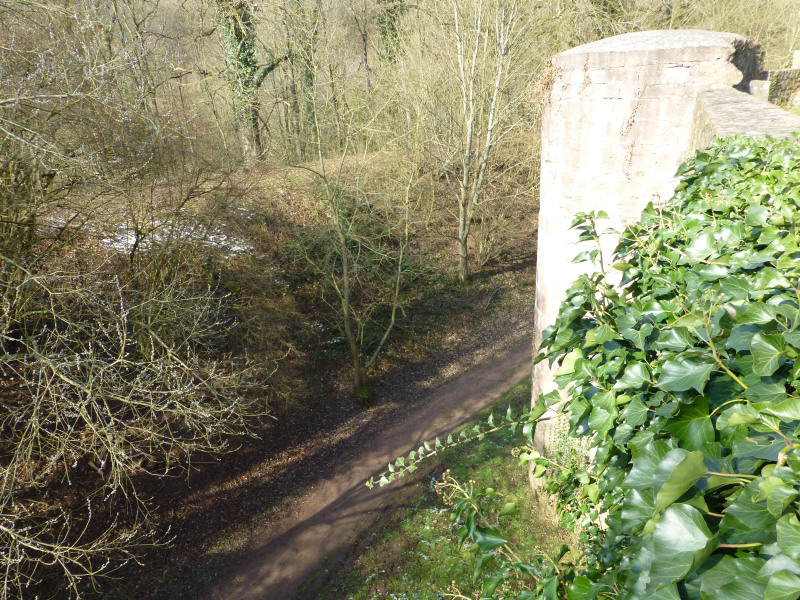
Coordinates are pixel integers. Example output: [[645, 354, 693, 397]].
[[308, 378, 576, 600]]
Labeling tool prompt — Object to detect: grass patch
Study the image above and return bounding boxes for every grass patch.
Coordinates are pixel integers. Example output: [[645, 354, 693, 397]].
[[308, 378, 576, 600]]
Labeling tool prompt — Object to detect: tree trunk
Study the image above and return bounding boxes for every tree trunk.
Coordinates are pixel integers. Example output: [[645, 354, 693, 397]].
[[458, 192, 470, 283], [350, 0, 372, 93], [328, 65, 346, 149], [282, 0, 305, 160], [214, 0, 264, 161], [339, 226, 371, 401]]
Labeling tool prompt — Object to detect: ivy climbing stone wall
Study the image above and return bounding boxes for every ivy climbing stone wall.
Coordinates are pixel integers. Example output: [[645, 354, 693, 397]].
[[532, 30, 800, 455]]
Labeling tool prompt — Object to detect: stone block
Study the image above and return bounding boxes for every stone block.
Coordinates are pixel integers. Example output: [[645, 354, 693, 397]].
[[632, 63, 668, 85], [660, 64, 692, 85], [583, 82, 644, 100], [697, 87, 800, 139], [565, 67, 590, 87], [628, 142, 685, 169], [589, 97, 641, 120], [557, 98, 585, 121], [588, 68, 625, 85], [641, 83, 695, 99], [631, 117, 691, 141], [555, 51, 591, 71], [749, 80, 770, 101], [631, 97, 690, 123], [767, 69, 800, 105], [590, 50, 637, 69], [687, 61, 744, 88]]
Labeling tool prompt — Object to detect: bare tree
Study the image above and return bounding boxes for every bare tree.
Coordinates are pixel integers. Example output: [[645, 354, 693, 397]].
[[398, 0, 533, 283], [297, 173, 410, 398], [450, 0, 520, 282], [289, 28, 414, 398]]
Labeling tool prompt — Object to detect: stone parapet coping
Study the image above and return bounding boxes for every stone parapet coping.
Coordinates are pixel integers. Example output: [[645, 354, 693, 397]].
[[690, 87, 800, 154]]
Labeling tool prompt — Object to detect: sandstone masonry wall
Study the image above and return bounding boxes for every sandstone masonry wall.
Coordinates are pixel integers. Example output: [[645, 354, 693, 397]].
[[532, 30, 800, 454], [767, 67, 800, 107]]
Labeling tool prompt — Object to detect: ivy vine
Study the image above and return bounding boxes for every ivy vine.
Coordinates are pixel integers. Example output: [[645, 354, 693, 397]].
[[538, 134, 800, 600]]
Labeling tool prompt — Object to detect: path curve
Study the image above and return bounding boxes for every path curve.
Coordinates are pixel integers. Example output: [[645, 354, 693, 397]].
[[204, 336, 532, 600]]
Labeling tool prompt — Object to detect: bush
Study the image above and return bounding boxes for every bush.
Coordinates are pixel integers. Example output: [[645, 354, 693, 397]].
[[536, 135, 800, 599], [0, 4, 269, 595]]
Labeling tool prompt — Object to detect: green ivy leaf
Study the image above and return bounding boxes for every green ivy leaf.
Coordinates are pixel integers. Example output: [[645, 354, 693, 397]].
[[777, 514, 800, 561], [621, 487, 655, 532], [721, 480, 780, 544], [752, 267, 791, 291], [656, 327, 697, 352], [473, 526, 507, 552], [656, 357, 715, 394], [731, 248, 776, 270], [664, 398, 715, 450], [473, 552, 494, 584], [588, 407, 614, 439], [592, 323, 621, 344], [555, 347, 583, 376], [764, 570, 800, 600], [642, 584, 681, 600], [648, 504, 718, 591], [623, 441, 672, 489], [716, 403, 762, 429], [743, 377, 787, 404], [621, 396, 649, 427], [540, 575, 558, 600], [738, 303, 779, 325], [481, 573, 504, 598], [726, 325, 763, 353], [731, 429, 786, 462], [720, 276, 752, 301], [754, 396, 800, 422], [592, 390, 617, 411], [759, 552, 800, 578], [655, 451, 708, 513], [567, 575, 601, 600], [751, 332, 786, 376], [615, 362, 652, 390], [499, 502, 521, 517], [756, 477, 799, 518], [698, 556, 767, 600], [785, 329, 800, 347], [681, 228, 716, 261], [622, 322, 654, 351]]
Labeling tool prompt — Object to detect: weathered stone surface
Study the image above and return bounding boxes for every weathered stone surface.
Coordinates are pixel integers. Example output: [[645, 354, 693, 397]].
[[690, 87, 800, 152], [750, 80, 771, 101], [768, 69, 800, 106]]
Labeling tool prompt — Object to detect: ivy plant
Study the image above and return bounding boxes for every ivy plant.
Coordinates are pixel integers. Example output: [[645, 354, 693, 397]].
[[536, 134, 800, 600]]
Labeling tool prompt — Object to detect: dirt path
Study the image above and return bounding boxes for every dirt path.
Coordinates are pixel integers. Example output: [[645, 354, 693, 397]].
[[202, 336, 532, 600]]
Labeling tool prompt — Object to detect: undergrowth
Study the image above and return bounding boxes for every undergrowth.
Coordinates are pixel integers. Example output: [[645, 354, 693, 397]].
[[311, 378, 575, 600]]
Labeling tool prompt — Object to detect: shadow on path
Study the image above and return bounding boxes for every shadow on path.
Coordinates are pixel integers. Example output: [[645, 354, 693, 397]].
[[203, 337, 532, 600]]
